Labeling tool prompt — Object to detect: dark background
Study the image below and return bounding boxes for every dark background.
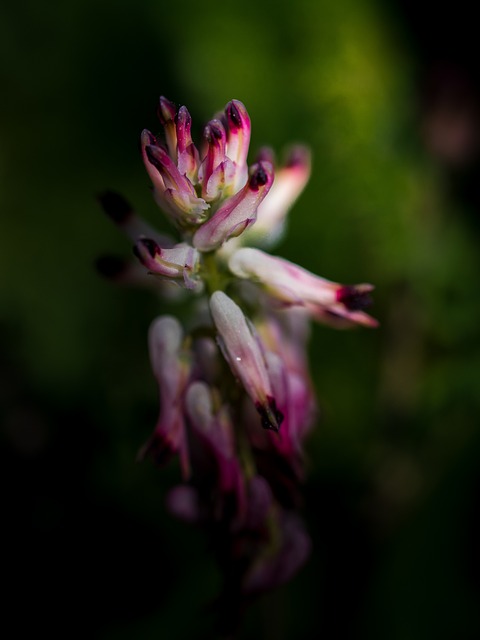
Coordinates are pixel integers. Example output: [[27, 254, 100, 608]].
[[2, 0, 480, 637]]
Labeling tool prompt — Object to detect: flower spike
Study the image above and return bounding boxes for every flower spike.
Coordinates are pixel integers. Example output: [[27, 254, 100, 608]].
[[98, 94, 376, 615]]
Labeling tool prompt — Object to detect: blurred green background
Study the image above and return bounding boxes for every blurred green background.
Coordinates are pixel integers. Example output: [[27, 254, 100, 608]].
[[2, 0, 480, 638]]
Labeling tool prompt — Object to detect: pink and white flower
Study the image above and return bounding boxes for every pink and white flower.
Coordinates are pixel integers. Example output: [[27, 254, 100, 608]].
[[229, 247, 378, 327], [248, 145, 311, 246], [209, 291, 283, 432], [193, 161, 274, 252], [99, 94, 377, 615], [133, 238, 201, 290], [139, 97, 267, 247]]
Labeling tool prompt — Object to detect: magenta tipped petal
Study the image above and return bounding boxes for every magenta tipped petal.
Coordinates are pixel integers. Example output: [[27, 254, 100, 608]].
[[157, 96, 177, 159], [209, 291, 282, 431], [199, 119, 228, 201], [225, 100, 251, 164], [251, 145, 311, 245], [158, 96, 176, 124], [193, 161, 274, 251], [146, 144, 209, 225], [146, 145, 194, 194], [225, 99, 252, 192], [229, 248, 377, 327], [133, 239, 200, 289], [176, 105, 199, 182]]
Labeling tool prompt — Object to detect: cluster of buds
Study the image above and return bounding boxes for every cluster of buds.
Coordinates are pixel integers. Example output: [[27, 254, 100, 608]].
[[98, 96, 376, 617]]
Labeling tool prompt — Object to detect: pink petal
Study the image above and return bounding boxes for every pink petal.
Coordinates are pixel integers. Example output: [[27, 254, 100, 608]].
[[146, 144, 209, 224], [157, 96, 177, 160], [252, 145, 311, 245], [176, 105, 200, 183], [198, 119, 227, 200], [225, 99, 251, 191], [141, 129, 166, 193], [133, 239, 201, 290], [146, 144, 196, 195]]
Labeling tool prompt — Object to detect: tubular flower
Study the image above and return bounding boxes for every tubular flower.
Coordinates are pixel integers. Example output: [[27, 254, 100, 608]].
[[245, 145, 311, 247], [98, 95, 377, 625], [229, 247, 378, 327], [209, 291, 283, 432], [139, 316, 191, 478]]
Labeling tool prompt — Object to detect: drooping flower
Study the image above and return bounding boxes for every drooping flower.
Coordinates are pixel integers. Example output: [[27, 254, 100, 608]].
[[133, 238, 201, 290], [209, 290, 283, 432], [98, 95, 377, 627]]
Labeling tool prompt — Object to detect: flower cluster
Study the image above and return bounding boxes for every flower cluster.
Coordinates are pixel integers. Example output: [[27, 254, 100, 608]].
[[98, 96, 376, 619]]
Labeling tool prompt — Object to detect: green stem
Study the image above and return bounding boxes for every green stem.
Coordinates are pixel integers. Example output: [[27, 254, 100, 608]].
[[201, 250, 228, 295]]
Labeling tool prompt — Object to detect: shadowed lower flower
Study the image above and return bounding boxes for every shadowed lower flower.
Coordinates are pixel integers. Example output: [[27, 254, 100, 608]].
[[138, 315, 191, 477], [98, 95, 377, 632]]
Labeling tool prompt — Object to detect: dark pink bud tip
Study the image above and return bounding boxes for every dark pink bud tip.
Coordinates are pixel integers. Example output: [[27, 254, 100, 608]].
[[256, 397, 284, 432], [98, 191, 133, 223], [133, 238, 160, 262], [157, 96, 176, 124], [337, 286, 373, 311], [145, 145, 164, 170], [95, 255, 127, 278], [209, 122, 223, 141], [226, 101, 242, 128], [176, 105, 191, 128], [285, 146, 309, 168], [250, 165, 268, 190], [141, 129, 156, 145]]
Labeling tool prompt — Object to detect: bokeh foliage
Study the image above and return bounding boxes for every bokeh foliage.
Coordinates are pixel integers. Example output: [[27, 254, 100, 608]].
[[1, 0, 480, 638]]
